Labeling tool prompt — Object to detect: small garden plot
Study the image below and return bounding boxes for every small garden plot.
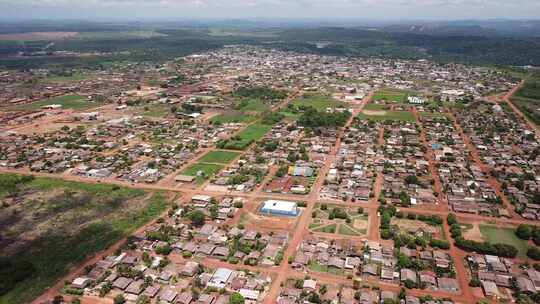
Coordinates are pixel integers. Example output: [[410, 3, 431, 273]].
[[180, 163, 225, 184], [479, 225, 529, 259], [309, 203, 368, 236], [198, 150, 240, 164], [11, 95, 96, 110], [357, 110, 416, 122]]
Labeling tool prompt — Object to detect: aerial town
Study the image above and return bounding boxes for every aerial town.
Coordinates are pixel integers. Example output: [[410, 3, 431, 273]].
[[1, 46, 540, 304]]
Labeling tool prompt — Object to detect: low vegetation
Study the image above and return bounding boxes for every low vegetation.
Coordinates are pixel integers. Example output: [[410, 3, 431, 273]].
[[0, 173, 170, 304]]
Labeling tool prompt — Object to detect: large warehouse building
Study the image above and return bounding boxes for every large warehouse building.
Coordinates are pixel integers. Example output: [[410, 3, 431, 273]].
[[260, 200, 299, 216]]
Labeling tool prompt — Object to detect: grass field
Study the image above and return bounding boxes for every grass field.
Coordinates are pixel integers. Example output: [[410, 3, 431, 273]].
[[198, 150, 240, 164], [373, 88, 417, 103], [363, 103, 387, 111], [220, 123, 272, 150], [479, 225, 529, 259], [0, 174, 169, 304], [357, 110, 416, 122], [236, 99, 270, 112], [180, 163, 225, 184], [210, 112, 256, 124], [290, 94, 344, 111], [140, 104, 170, 118], [11, 95, 96, 111]]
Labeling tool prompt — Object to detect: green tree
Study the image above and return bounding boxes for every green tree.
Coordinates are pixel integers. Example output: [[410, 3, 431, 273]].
[[229, 292, 245, 304]]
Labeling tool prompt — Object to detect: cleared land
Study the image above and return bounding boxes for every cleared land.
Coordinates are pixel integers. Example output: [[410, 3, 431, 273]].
[[180, 163, 225, 184], [0, 174, 170, 304], [373, 88, 418, 103], [10, 95, 96, 111], [198, 150, 240, 164], [357, 110, 416, 122], [210, 112, 256, 124], [479, 224, 529, 259], [220, 123, 272, 150], [290, 93, 345, 111]]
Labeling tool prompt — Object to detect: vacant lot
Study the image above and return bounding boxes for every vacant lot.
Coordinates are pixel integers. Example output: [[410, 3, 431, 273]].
[[0, 174, 170, 304], [290, 93, 344, 111], [373, 88, 417, 103], [198, 150, 240, 164], [11, 95, 96, 111], [210, 112, 256, 124], [479, 225, 529, 259], [357, 110, 416, 122], [180, 163, 225, 184], [220, 123, 272, 150], [236, 99, 271, 112]]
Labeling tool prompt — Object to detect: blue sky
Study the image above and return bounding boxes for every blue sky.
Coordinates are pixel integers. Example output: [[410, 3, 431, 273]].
[[1, 0, 540, 20]]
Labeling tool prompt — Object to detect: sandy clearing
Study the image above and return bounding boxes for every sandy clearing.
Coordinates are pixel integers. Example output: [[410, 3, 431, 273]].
[[362, 110, 387, 116]]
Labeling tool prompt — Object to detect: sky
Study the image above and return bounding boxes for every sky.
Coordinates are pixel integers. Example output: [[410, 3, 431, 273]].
[[1, 0, 540, 20]]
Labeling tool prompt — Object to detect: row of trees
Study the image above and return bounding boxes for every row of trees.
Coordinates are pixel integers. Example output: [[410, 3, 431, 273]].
[[447, 214, 518, 258]]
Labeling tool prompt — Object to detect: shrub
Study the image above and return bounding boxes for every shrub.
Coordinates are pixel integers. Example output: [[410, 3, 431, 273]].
[[516, 224, 533, 240], [527, 247, 540, 261]]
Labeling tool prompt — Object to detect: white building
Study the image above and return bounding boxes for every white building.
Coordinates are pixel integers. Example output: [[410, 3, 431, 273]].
[[260, 200, 299, 216]]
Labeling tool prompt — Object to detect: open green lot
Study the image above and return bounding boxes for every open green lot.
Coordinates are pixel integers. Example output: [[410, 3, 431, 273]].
[[236, 99, 270, 112], [363, 103, 387, 111], [290, 93, 344, 111], [210, 112, 256, 124], [198, 150, 240, 164], [218, 123, 272, 150], [357, 110, 416, 122], [373, 88, 418, 103], [480, 225, 529, 259], [11, 95, 97, 111], [0, 173, 170, 304], [180, 163, 225, 184]]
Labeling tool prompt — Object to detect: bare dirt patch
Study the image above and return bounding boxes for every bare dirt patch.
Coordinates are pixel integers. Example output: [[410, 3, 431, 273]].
[[462, 222, 484, 242], [353, 217, 369, 231], [362, 110, 387, 116]]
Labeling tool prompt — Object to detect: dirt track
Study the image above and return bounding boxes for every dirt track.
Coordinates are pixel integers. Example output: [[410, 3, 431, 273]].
[[8, 87, 540, 304]]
